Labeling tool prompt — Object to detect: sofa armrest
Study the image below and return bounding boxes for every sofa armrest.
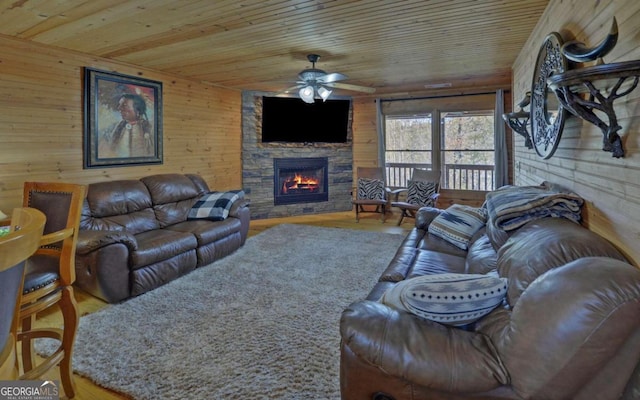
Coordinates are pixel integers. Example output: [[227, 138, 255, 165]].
[[228, 198, 250, 245], [485, 257, 640, 399], [340, 300, 508, 392], [76, 229, 138, 255], [415, 206, 442, 229], [228, 198, 250, 218]]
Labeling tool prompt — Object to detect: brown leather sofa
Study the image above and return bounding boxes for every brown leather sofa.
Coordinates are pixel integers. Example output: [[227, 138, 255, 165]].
[[74, 173, 250, 303], [340, 204, 640, 399]]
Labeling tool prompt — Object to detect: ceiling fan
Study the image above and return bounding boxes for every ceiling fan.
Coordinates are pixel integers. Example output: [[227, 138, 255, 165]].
[[284, 54, 375, 103]]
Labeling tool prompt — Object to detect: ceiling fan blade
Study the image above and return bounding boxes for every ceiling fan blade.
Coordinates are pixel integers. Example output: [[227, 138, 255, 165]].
[[318, 72, 348, 83], [275, 85, 303, 95], [325, 82, 376, 93]]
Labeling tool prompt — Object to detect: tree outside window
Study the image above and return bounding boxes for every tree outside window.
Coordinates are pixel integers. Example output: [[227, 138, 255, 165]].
[[384, 115, 432, 188], [441, 111, 495, 190]]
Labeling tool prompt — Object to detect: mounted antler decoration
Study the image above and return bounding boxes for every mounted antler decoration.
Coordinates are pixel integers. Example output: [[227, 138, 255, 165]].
[[547, 17, 640, 158]]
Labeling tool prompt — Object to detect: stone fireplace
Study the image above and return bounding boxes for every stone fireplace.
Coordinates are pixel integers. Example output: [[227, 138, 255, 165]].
[[242, 92, 353, 219]]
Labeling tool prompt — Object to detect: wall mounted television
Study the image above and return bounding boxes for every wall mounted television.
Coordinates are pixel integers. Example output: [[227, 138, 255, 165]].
[[261, 96, 351, 143]]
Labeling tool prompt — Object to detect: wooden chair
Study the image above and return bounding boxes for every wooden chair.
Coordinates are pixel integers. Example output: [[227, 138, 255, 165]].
[[352, 167, 388, 222], [391, 169, 441, 225], [0, 208, 46, 380], [18, 182, 86, 399]]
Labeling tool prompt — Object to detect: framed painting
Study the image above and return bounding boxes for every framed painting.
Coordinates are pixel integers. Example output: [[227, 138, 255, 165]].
[[84, 68, 163, 168]]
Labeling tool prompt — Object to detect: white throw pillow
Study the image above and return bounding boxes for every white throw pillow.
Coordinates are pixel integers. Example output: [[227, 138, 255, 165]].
[[381, 273, 507, 326], [428, 204, 487, 250]]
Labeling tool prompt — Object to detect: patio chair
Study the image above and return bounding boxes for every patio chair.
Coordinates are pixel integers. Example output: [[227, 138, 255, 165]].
[[391, 169, 441, 225], [352, 167, 388, 222]]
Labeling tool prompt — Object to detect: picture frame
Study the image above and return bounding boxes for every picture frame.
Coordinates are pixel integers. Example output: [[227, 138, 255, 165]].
[[84, 68, 163, 168]]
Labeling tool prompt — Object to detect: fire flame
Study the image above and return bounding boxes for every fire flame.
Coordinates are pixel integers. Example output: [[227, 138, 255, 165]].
[[282, 173, 319, 194]]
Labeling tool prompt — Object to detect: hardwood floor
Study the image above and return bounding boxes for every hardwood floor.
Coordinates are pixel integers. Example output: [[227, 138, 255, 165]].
[[33, 210, 413, 399]]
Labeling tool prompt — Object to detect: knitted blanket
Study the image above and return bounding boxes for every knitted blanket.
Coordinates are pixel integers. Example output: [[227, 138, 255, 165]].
[[485, 185, 584, 231]]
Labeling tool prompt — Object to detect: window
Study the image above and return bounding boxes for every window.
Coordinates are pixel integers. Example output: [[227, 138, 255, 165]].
[[441, 111, 495, 190], [384, 115, 432, 188], [380, 94, 498, 192]]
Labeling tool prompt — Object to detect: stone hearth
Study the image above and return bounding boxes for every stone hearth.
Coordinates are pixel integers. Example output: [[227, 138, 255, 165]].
[[242, 92, 353, 219]]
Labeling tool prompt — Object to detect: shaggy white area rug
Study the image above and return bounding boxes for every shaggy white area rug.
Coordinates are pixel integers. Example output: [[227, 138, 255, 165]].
[[38, 224, 405, 399]]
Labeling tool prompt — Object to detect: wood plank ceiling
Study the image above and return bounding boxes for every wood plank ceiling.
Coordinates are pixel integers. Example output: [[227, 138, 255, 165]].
[[0, 0, 549, 96]]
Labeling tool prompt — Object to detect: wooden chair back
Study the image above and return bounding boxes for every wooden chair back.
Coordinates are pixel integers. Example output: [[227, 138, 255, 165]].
[[356, 167, 385, 182], [22, 182, 86, 286], [411, 169, 441, 188], [18, 181, 86, 398]]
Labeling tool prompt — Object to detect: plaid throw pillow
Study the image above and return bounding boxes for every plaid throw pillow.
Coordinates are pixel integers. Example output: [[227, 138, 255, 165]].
[[357, 178, 385, 200], [406, 180, 437, 206], [188, 190, 244, 221]]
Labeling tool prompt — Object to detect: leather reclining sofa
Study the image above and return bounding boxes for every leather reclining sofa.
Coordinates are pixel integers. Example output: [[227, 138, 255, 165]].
[[340, 188, 640, 399], [74, 173, 250, 303]]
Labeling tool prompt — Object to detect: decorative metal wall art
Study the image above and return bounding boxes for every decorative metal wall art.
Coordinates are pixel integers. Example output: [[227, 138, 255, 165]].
[[547, 17, 639, 159], [502, 92, 533, 149], [530, 32, 568, 159], [561, 17, 618, 63]]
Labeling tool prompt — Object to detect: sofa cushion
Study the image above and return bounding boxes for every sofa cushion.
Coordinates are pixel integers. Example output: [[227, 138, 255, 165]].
[[188, 190, 245, 221], [142, 173, 201, 205], [185, 174, 211, 195], [428, 205, 487, 250], [166, 217, 242, 246], [381, 273, 508, 326], [407, 249, 466, 279], [130, 229, 198, 269], [419, 233, 469, 258], [84, 180, 153, 217], [141, 173, 205, 227], [465, 235, 498, 275], [81, 180, 159, 235], [497, 217, 628, 306], [357, 178, 385, 200]]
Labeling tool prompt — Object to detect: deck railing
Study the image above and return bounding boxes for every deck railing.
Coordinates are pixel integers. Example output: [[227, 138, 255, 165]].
[[385, 162, 495, 191]]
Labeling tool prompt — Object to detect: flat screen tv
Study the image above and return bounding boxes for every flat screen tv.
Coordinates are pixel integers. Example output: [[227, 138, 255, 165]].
[[261, 96, 351, 143]]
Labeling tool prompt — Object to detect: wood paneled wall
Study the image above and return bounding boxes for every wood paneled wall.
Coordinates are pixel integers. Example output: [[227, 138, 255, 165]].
[[351, 98, 380, 170], [512, 0, 640, 265], [0, 35, 242, 214]]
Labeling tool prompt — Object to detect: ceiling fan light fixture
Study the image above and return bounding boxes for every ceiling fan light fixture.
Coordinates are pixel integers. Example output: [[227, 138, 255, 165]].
[[290, 53, 373, 100], [299, 86, 315, 103], [318, 86, 332, 101]]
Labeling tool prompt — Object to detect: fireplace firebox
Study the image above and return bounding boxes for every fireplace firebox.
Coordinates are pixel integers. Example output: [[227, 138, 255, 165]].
[[273, 157, 328, 205]]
